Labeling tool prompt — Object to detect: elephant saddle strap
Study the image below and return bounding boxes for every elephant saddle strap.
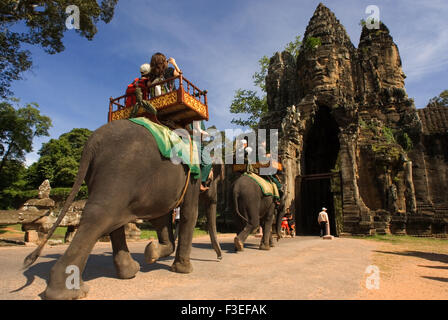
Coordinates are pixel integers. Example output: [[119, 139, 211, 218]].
[[172, 134, 194, 209], [243, 172, 280, 199]]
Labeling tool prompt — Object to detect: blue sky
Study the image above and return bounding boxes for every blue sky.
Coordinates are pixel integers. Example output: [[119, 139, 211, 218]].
[[7, 0, 448, 165]]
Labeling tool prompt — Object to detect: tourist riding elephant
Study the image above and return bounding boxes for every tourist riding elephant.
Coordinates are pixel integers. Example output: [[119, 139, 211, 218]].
[[232, 174, 285, 251], [23, 119, 219, 300], [199, 163, 224, 260]]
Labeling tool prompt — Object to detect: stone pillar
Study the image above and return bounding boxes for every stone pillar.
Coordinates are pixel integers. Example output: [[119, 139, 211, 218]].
[[64, 226, 77, 243], [339, 131, 373, 235], [404, 160, 417, 214], [125, 223, 141, 240], [22, 180, 55, 244], [323, 222, 334, 240]]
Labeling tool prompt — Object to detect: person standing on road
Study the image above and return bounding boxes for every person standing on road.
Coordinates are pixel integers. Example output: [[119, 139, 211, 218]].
[[318, 207, 329, 237], [173, 207, 181, 241]]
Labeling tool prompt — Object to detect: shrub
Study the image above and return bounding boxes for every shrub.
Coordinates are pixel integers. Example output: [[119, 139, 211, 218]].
[[305, 37, 322, 50]]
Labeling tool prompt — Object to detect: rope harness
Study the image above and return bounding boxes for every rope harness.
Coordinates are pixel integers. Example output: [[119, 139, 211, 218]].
[[172, 135, 194, 209]]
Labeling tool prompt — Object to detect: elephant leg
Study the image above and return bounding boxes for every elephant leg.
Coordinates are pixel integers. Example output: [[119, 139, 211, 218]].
[[44, 204, 120, 300], [269, 233, 275, 247], [259, 204, 274, 251], [171, 180, 199, 274], [110, 226, 140, 279], [235, 204, 260, 251], [144, 214, 175, 264]]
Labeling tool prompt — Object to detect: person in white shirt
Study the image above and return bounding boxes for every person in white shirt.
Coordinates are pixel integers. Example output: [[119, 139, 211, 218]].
[[237, 139, 255, 174], [173, 207, 181, 241], [317, 207, 329, 237]]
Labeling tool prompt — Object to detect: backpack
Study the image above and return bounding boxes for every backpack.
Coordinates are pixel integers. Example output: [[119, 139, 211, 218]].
[[125, 78, 148, 107]]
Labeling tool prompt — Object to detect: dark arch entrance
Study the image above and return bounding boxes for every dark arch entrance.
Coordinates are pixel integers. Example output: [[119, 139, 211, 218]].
[[297, 106, 340, 236]]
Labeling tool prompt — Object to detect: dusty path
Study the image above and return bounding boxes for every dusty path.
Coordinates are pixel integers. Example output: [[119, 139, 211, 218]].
[[0, 235, 377, 300], [356, 238, 448, 300]]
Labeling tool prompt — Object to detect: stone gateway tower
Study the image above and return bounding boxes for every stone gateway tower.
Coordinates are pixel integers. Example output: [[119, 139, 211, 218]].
[[260, 3, 448, 237]]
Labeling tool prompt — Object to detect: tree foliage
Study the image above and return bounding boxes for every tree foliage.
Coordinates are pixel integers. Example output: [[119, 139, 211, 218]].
[[229, 89, 268, 128], [252, 56, 270, 93], [32, 128, 92, 188], [284, 35, 302, 59], [0, 100, 52, 176], [230, 35, 301, 129], [429, 90, 448, 107], [0, 0, 119, 98]]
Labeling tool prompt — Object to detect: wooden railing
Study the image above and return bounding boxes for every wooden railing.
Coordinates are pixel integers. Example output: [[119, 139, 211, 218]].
[[108, 74, 208, 123]]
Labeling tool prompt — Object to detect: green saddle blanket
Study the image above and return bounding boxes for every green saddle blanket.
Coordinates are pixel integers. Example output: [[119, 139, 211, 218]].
[[243, 172, 279, 199], [129, 117, 200, 179]]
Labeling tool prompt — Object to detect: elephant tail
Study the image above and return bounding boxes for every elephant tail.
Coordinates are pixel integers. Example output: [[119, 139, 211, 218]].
[[23, 139, 94, 270], [233, 187, 248, 224]]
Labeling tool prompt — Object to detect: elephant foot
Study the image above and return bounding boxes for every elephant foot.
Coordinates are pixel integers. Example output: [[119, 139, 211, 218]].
[[144, 241, 174, 264], [144, 241, 160, 264], [259, 243, 271, 251], [44, 281, 89, 300], [113, 251, 140, 279], [269, 241, 275, 248], [170, 259, 193, 274], [234, 237, 244, 252]]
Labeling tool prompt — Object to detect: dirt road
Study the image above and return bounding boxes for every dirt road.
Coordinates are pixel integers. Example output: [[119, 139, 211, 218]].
[[1, 234, 378, 300]]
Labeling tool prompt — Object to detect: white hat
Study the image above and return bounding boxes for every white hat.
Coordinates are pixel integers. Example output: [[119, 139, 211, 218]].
[[140, 63, 151, 76], [322, 207, 327, 211]]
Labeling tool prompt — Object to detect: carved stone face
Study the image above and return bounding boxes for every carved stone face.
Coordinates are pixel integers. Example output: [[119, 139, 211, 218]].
[[305, 51, 339, 89]]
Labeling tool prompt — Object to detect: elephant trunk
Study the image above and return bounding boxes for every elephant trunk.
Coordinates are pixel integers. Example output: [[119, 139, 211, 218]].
[[206, 200, 222, 260], [204, 164, 223, 260]]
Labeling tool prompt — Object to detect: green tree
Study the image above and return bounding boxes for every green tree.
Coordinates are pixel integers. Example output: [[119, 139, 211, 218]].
[[0, 100, 52, 177], [0, 0, 119, 98], [230, 35, 301, 129], [429, 90, 448, 107], [33, 128, 92, 188], [284, 35, 302, 59], [0, 159, 27, 191], [229, 89, 268, 129]]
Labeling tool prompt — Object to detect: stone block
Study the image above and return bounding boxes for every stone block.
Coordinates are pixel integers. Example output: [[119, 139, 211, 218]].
[[24, 230, 39, 243]]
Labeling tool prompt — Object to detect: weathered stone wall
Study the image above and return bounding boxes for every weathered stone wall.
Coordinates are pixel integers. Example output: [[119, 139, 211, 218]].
[[260, 3, 447, 237]]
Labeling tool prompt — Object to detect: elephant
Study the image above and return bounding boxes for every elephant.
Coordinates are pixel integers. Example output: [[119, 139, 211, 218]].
[[199, 163, 224, 260], [232, 174, 285, 251], [23, 119, 220, 300]]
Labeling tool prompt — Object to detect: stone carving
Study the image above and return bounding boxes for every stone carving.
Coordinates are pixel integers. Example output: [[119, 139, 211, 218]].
[[259, 3, 447, 237], [1, 182, 141, 244], [38, 179, 51, 199]]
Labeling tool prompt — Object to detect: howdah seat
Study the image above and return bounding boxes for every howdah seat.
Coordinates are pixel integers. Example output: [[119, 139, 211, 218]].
[[108, 74, 208, 126]]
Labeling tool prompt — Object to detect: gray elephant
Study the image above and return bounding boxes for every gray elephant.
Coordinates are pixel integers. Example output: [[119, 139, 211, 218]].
[[23, 119, 219, 300], [232, 174, 285, 251], [199, 163, 224, 259]]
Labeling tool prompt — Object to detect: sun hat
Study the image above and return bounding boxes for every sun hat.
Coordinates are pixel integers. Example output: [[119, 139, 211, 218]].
[[140, 63, 151, 76]]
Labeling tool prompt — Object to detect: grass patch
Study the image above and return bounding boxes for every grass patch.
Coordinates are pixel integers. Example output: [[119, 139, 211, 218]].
[[0, 224, 67, 240], [353, 234, 448, 246], [0, 224, 22, 232], [1, 224, 211, 242]]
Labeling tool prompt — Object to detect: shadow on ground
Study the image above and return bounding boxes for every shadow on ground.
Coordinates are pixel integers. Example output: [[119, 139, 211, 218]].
[[421, 276, 448, 283], [374, 250, 448, 264], [418, 265, 448, 270], [11, 251, 173, 294]]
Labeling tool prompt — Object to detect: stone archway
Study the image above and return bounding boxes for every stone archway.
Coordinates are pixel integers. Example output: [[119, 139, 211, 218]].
[[296, 106, 340, 235]]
